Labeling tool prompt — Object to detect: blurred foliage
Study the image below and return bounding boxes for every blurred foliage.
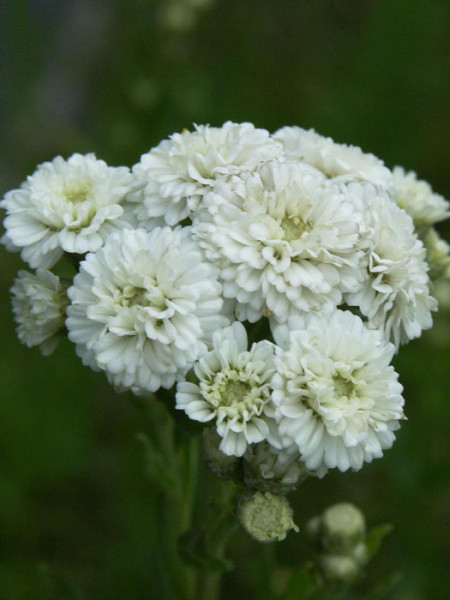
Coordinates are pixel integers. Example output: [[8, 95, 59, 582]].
[[1, 0, 449, 598]]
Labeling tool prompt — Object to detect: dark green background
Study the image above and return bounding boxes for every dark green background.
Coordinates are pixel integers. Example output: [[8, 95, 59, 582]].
[[1, 1, 449, 598]]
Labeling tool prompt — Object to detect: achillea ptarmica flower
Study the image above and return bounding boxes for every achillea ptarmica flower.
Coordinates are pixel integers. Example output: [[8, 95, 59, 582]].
[[273, 126, 392, 186], [176, 321, 275, 457], [392, 166, 449, 228], [1, 154, 135, 269], [128, 121, 283, 227], [194, 160, 363, 322], [271, 311, 405, 473], [11, 269, 69, 356], [345, 193, 437, 347], [66, 227, 226, 394], [238, 491, 298, 543]]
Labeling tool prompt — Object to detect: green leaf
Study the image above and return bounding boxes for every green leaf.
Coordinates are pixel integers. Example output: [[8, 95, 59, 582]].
[[136, 432, 180, 497], [365, 524, 393, 560], [362, 572, 403, 600], [282, 566, 317, 600]]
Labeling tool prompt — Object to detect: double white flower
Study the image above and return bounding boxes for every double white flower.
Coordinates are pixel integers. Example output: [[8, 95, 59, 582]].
[[345, 187, 437, 347], [194, 160, 363, 322], [11, 269, 68, 356], [129, 121, 283, 227], [271, 311, 406, 473], [176, 322, 276, 457], [273, 126, 392, 186], [1, 154, 134, 268], [66, 227, 227, 393]]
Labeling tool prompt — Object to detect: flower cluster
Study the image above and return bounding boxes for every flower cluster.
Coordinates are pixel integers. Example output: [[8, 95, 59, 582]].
[[3, 122, 449, 536]]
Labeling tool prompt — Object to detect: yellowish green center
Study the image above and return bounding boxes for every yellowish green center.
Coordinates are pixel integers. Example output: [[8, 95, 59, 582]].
[[221, 380, 251, 406], [65, 184, 91, 204], [332, 374, 355, 399], [118, 285, 165, 309], [281, 215, 311, 242]]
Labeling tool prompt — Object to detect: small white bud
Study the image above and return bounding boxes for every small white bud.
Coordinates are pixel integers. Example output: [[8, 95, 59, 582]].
[[319, 554, 359, 585], [321, 503, 366, 553]]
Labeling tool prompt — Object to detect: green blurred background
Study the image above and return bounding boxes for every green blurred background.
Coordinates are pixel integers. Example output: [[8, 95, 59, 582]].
[[1, 1, 449, 598]]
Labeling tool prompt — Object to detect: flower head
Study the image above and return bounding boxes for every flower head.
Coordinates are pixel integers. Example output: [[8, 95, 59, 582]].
[[1, 154, 135, 268], [11, 269, 69, 355], [129, 121, 283, 226], [273, 126, 392, 186], [392, 166, 449, 228], [271, 311, 405, 473], [345, 190, 437, 347], [176, 321, 275, 457], [66, 227, 226, 393], [194, 160, 363, 322]]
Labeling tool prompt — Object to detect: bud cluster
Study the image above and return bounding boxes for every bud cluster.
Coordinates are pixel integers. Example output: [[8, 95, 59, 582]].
[[305, 503, 370, 585]]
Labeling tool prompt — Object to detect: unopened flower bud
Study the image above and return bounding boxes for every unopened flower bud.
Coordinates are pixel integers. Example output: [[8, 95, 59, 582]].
[[424, 228, 450, 280], [319, 554, 359, 585], [321, 503, 366, 553], [202, 427, 241, 481], [238, 491, 299, 543]]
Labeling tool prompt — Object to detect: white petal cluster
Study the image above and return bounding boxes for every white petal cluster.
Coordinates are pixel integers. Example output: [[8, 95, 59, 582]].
[[194, 160, 363, 322], [176, 322, 275, 457], [3, 121, 447, 495], [345, 189, 437, 347], [11, 269, 68, 356], [66, 227, 226, 393], [1, 154, 135, 269], [271, 311, 405, 472], [392, 166, 449, 228], [128, 121, 283, 227], [274, 126, 392, 186]]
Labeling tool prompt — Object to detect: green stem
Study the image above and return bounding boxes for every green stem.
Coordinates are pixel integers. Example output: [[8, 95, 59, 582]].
[[197, 571, 222, 600]]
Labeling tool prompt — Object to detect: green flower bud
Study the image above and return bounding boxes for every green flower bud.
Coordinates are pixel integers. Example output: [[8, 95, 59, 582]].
[[202, 427, 242, 481], [321, 503, 366, 553], [238, 491, 299, 543], [423, 227, 450, 280], [318, 554, 359, 585]]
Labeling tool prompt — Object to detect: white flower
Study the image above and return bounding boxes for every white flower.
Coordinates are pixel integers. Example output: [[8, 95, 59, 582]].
[[273, 126, 392, 186], [345, 192, 437, 347], [392, 166, 449, 228], [66, 227, 226, 394], [271, 310, 405, 473], [1, 154, 135, 269], [11, 269, 69, 355], [194, 160, 363, 322], [176, 321, 276, 457], [128, 121, 283, 227]]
